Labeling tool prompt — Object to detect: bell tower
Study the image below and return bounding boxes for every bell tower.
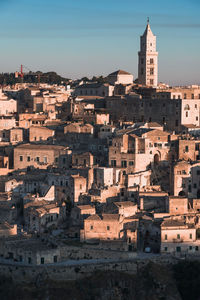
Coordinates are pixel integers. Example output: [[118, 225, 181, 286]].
[[138, 19, 158, 87]]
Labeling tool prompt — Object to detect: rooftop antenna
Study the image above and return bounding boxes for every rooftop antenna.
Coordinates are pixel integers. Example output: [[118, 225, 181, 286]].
[[147, 17, 150, 24]]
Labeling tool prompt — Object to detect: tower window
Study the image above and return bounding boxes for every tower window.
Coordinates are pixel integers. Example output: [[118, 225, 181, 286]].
[[141, 58, 144, 64], [150, 79, 154, 85], [150, 58, 154, 64], [150, 68, 154, 75]]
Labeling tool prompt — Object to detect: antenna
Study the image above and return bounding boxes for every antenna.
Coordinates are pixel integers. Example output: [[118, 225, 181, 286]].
[[147, 17, 150, 24]]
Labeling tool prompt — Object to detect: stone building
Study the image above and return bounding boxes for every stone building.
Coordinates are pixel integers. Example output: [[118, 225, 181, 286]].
[[107, 70, 133, 85], [14, 144, 72, 170], [138, 20, 158, 87], [10, 128, 25, 144], [29, 126, 55, 142], [169, 197, 188, 215], [171, 161, 200, 198], [81, 214, 124, 241], [109, 128, 171, 173], [74, 83, 114, 97], [161, 218, 199, 254]]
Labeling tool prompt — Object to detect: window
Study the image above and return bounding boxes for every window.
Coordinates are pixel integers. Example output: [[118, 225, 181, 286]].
[[194, 183, 197, 189], [129, 161, 134, 166], [80, 184, 82, 190], [141, 58, 144, 64], [150, 58, 154, 64], [197, 170, 200, 175], [165, 234, 167, 240], [20, 155, 23, 162], [150, 68, 154, 75], [36, 157, 40, 162], [121, 160, 127, 168], [111, 160, 116, 167], [185, 146, 189, 152], [190, 233, 193, 239], [41, 257, 45, 264], [141, 68, 144, 75], [63, 157, 66, 164], [186, 111, 188, 117], [53, 256, 57, 263], [150, 79, 154, 85], [195, 246, 199, 251], [184, 94, 187, 99], [90, 225, 93, 230], [189, 246, 192, 250], [177, 234, 180, 239], [44, 156, 47, 163], [192, 94, 194, 99], [164, 247, 168, 252], [175, 120, 178, 126], [176, 246, 181, 252], [196, 117, 198, 121], [27, 156, 30, 162], [107, 226, 110, 230], [28, 257, 31, 264], [195, 104, 197, 109]]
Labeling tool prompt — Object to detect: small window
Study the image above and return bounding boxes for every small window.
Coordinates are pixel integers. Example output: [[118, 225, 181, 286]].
[[53, 256, 57, 263], [150, 79, 154, 85], [36, 157, 40, 162], [27, 156, 30, 162], [90, 225, 93, 230], [107, 226, 110, 230], [164, 247, 168, 252], [150, 68, 154, 75], [164, 234, 167, 240], [185, 146, 189, 152], [41, 257, 44, 264], [28, 257, 31, 264], [177, 234, 180, 239], [190, 233, 192, 239], [20, 155, 23, 162]]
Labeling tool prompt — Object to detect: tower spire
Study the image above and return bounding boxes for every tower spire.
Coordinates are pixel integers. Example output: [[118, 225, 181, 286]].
[[147, 17, 149, 25]]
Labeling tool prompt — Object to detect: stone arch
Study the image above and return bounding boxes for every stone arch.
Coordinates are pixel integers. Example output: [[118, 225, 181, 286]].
[[178, 190, 186, 197], [154, 153, 160, 164]]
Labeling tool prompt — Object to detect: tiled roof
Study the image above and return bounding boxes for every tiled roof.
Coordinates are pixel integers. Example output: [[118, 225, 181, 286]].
[[108, 70, 132, 76]]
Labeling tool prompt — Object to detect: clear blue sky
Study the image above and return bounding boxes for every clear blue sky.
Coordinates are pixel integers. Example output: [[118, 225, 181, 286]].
[[0, 0, 199, 85]]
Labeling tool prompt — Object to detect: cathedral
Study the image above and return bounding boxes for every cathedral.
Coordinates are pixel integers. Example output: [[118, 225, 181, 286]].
[[138, 19, 158, 87]]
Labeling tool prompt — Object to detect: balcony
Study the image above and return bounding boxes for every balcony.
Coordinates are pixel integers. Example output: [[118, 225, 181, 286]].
[[172, 238, 183, 243]]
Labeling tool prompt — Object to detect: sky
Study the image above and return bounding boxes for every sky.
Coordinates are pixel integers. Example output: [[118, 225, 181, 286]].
[[0, 0, 199, 85]]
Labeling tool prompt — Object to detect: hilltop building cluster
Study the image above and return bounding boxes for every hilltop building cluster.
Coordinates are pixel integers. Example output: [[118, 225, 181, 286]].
[[0, 22, 200, 265]]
